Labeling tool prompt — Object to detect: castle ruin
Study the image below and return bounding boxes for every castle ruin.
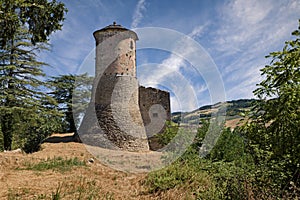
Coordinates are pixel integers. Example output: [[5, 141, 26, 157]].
[[78, 22, 170, 152]]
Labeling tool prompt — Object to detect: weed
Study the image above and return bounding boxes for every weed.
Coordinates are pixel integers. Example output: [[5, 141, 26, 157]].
[[20, 157, 86, 172]]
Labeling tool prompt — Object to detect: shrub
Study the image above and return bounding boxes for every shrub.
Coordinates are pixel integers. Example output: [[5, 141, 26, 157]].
[[22, 113, 62, 154], [144, 154, 221, 199], [145, 122, 255, 199], [156, 121, 179, 146]]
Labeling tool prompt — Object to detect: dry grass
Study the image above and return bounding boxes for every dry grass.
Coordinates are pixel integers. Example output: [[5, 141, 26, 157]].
[[0, 136, 154, 199]]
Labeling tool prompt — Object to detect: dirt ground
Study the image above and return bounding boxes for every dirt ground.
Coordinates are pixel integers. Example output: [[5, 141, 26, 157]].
[[0, 133, 161, 200], [0, 119, 244, 199]]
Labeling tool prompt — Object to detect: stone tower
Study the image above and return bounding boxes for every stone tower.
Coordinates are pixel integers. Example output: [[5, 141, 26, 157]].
[[79, 22, 149, 151]]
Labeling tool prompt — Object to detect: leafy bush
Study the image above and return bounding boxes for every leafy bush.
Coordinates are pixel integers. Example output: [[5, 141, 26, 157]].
[[240, 20, 300, 197], [205, 161, 254, 200], [144, 154, 221, 199], [145, 121, 254, 199], [21, 113, 62, 154], [208, 128, 246, 162], [156, 121, 179, 146]]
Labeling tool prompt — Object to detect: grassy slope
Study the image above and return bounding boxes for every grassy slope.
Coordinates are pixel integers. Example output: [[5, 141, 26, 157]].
[[171, 99, 256, 127]]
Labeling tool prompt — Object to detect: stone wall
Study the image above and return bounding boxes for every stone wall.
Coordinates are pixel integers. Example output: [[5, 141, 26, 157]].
[[78, 24, 171, 152], [94, 29, 137, 77], [78, 24, 149, 152], [139, 86, 171, 138], [79, 75, 149, 152]]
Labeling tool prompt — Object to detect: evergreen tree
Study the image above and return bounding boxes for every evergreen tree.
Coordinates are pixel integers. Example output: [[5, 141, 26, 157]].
[[48, 73, 93, 133], [0, 0, 67, 151]]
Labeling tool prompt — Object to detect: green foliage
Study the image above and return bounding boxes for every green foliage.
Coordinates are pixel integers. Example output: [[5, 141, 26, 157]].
[[145, 154, 221, 199], [0, 0, 67, 47], [22, 157, 86, 172], [156, 121, 179, 145], [191, 119, 209, 149], [48, 73, 93, 133], [145, 20, 300, 199], [208, 128, 246, 162], [145, 122, 254, 199], [171, 99, 256, 124], [204, 160, 254, 200], [0, 0, 67, 151], [21, 112, 63, 153], [194, 122, 255, 199], [241, 19, 300, 194]]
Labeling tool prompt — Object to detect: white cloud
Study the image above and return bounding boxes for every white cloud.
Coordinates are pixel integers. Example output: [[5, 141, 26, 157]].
[[219, 0, 298, 50], [213, 0, 300, 100], [131, 0, 147, 28], [188, 24, 208, 38], [227, 0, 272, 25], [38, 0, 300, 110], [139, 24, 209, 86], [138, 25, 210, 111]]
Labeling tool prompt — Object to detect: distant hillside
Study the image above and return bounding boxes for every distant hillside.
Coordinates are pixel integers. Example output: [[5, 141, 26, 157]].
[[171, 99, 257, 128]]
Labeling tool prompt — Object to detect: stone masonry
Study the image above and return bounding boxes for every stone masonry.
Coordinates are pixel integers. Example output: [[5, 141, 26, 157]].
[[139, 86, 171, 138], [78, 23, 170, 151]]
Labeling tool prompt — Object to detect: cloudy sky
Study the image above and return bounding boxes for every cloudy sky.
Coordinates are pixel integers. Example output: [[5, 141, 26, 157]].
[[40, 0, 300, 112]]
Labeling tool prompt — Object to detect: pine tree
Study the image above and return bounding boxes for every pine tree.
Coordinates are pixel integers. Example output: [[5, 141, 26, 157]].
[[48, 74, 93, 133], [0, 0, 67, 151]]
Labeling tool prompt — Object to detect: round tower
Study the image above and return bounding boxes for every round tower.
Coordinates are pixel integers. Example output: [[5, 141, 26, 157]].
[[86, 22, 149, 151], [93, 22, 137, 78]]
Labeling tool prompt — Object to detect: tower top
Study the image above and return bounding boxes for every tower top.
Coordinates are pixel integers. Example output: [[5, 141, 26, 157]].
[[93, 22, 138, 42], [95, 22, 129, 32]]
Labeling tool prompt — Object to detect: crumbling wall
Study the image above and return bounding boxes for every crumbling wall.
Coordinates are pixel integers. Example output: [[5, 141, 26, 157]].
[[139, 86, 171, 138]]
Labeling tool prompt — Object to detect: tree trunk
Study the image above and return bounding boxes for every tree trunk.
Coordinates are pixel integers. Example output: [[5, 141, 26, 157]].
[[2, 114, 13, 151], [1, 39, 15, 151]]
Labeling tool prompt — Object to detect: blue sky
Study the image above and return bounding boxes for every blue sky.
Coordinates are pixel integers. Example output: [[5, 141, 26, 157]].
[[40, 0, 300, 112]]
